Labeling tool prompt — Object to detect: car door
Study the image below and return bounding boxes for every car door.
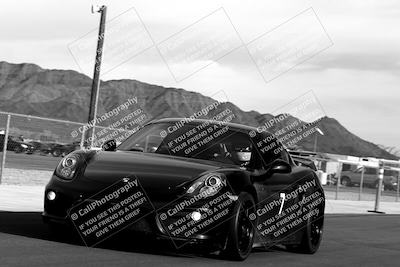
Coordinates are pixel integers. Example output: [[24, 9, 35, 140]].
[[351, 167, 363, 185], [251, 133, 308, 243], [364, 167, 378, 186]]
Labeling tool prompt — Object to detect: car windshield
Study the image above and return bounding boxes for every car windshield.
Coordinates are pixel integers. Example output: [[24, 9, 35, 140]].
[[118, 122, 253, 167]]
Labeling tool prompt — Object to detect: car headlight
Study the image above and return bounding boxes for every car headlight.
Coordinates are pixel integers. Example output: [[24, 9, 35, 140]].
[[20, 144, 28, 148], [55, 153, 80, 180], [186, 173, 226, 198]]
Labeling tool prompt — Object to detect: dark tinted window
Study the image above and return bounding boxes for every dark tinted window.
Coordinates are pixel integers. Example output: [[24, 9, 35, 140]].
[[342, 164, 352, 171], [118, 122, 255, 168], [365, 168, 377, 175], [252, 132, 285, 167]]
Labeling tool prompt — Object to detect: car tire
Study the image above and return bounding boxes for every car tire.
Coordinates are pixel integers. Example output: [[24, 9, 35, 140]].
[[340, 176, 351, 187], [287, 207, 324, 254], [222, 192, 255, 261]]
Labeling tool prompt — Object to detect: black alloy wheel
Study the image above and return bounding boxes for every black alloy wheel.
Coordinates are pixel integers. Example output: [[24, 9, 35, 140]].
[[223, 192, 255, 261]]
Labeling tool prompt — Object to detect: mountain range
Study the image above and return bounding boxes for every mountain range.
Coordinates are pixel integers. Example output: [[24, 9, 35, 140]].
[[0, 61, 397, 160]]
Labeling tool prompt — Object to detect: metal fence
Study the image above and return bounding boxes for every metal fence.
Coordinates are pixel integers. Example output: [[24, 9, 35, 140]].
[[315, 158, 400, 204], [0, 111, 134, 186], [0, 112, 81, 185], [0, 110, 399, 208]]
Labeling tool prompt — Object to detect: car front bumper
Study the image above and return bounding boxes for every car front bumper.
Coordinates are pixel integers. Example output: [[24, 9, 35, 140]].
[[43, 180, 228, 248]]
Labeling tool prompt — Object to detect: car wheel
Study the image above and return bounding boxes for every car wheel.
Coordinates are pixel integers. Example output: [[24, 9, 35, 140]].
[[287, 207, 324, 254], [52, 149, 61, 157], [222, 192, 255, 261], [340, 176, 351, 187]]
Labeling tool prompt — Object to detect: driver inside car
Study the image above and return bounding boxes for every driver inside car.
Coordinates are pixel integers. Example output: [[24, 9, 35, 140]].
[[231, 145, 252, 168]]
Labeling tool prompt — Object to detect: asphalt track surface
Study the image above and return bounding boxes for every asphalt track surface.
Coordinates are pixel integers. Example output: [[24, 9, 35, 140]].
[[0, 213, 399, 267]]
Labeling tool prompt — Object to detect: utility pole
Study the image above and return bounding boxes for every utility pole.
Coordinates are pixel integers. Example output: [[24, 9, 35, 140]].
[[0, 114, 10, 184], [84, 5, 107, 148], [313, 127, 324, 152], [368, 161, 385, 214], [313, 132, 318, 152]]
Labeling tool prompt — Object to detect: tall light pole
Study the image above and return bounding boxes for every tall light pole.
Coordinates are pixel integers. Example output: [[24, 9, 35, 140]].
[[84, 5, 107, 148]]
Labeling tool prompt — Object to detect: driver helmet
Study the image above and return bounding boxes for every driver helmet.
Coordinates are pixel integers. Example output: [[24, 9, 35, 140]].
[[233, 145, 252, 163]]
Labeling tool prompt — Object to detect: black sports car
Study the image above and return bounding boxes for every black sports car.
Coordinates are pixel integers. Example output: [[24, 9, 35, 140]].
[[50, 141, 81, 157], [43, 118, 325, 260], [0, 134, 34, 154]]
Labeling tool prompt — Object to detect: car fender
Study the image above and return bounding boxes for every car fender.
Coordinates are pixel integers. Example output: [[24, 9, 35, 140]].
[[217, 168, 258, 203]]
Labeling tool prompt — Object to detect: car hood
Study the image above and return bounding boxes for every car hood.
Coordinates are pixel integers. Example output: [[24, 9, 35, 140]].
[[82, 150, 235, 199]]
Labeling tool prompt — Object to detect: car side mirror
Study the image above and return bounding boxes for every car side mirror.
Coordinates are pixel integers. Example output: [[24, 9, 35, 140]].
[[102, 139, 116, 151], [268, 159, 292, 174], [251, 159, 292, 183]]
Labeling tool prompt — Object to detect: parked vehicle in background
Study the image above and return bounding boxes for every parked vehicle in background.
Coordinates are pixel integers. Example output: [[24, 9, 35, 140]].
[[341, 167, 398, 191], [28, 141, 43, 153], [0, 134, 34, 154], [29, 141, 59, 156], [50, 141, 81, 157], [26, 140, 82, 157]]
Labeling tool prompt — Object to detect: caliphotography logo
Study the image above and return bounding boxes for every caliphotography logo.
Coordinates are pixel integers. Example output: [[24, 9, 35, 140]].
[[0, 1, 399, 266]]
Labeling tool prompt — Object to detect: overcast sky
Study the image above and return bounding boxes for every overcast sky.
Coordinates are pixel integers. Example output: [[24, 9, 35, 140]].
[[1, 0, 399, 150]]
